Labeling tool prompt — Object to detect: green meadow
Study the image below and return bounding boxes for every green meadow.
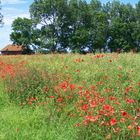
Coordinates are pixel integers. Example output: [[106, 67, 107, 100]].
[[0, 53, 140, 140]]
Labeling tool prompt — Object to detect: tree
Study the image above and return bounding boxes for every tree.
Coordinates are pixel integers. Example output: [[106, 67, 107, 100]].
[[0, 0, 3, 26], [89, 0, 108, 50], [10, 0, 140, 53], [69, 0, 90, 51], [10, 17, 39, 54], [30, 0, 71, 52], [132, 1, 140, 51], [103, 1, 137, 52]]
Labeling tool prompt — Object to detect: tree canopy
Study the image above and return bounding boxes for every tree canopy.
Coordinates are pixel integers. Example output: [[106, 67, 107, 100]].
[[0, 0, 3, 26], [10, 0, 140, 53]]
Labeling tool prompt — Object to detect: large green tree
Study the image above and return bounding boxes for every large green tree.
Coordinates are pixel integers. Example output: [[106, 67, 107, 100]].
[[103, 0, 137, 52], [0, 0, 3, 26], [10, 0, 140, 53], [89, 0, 108, 50], [30, 0, 71, 52], [29, 0, 140, 52], [10, 17, 40, 53], [69, 0, 90, 51], [133, 1, 140, 51]]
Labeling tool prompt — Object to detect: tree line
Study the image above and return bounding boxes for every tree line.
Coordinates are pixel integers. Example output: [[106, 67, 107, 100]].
[[10, 0, 140, 53], [0, 0, 3, 27]]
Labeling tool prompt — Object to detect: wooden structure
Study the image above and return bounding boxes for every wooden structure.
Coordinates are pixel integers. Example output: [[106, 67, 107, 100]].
[[0, 44, 23, 55]]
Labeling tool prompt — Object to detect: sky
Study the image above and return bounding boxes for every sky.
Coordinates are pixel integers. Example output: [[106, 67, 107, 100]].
[[0, 0, 33, 49], [0, 0, 139, 50]]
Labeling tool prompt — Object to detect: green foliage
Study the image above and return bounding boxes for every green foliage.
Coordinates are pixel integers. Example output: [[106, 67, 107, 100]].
[[10, 0, 140, 52], [0, 0, 3, 26], [10, 17, 40, 54]]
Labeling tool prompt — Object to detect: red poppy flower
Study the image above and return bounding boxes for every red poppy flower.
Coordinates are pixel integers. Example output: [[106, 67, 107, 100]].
[[103, 104, 112, 111], [69, 84, 76, 90], [57, 97, 63, 102], [128, 125, 133, 130], [75, 123, 80, 127], [110, 96, 116, 101], [83, 120, 88, 126], [50, 96, 55, 99], [90, 101, 97, 108], [110, 118, 117, 126], [28, 101, 32, 105], [100, 97, 104, 103], [82, 104, 88, 110], [121, 111, 127, 117], [137, 126, 140, 136], [126, 98, 135, 104]]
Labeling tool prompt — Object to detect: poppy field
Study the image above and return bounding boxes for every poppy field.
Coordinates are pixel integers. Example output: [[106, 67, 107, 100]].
[[0, 53, 140, 140]]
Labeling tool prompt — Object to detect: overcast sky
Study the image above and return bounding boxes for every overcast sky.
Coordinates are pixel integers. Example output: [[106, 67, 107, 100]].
[[0, 0, 139, 49]]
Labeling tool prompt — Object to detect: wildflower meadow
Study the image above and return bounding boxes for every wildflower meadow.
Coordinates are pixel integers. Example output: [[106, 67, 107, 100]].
[[0, 53, 140, 140]]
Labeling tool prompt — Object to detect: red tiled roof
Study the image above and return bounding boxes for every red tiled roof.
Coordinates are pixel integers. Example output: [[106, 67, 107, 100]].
[[1, 44, 23, 52]]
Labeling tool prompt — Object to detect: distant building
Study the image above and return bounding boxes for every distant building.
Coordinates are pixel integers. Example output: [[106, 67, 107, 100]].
[[0, 44, 23, 55]]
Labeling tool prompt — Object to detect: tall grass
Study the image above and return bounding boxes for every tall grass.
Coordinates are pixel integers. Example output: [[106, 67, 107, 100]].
[[0, 53, 140, 140]]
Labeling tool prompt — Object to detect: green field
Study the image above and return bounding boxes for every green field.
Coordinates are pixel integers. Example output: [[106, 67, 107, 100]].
[[0, 53, 140, 140]]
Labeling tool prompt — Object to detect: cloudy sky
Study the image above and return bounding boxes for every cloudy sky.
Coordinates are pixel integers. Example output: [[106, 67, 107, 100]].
[[0, 0, 33, 49], [0, 0, 139, 49]]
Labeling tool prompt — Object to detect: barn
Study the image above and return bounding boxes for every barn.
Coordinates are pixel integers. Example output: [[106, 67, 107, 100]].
[[0, 44, 23, 55]]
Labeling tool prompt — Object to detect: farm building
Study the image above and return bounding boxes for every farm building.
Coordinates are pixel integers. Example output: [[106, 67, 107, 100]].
[[0, 44, 23, 55]]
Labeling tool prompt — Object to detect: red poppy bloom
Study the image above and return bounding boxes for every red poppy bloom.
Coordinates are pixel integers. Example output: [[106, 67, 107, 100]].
[[110, 118, 117, 126], [90, 101, 97, 108], [70, 113, 75, 117], [103, 104, 112, 111], [83, 120, 88, 126], [50, 96, 55, 99], [43, 102, 47, 105], [69, 84, 76, 90], [100, 97, 104, 103], [110, 96, 116, 101], [60, 81, 68, 91], [28, 101, 32, 105], [90, 116, 96, 123], [126, 98, 135, 104], [82, 104, 88, 110], [137, 126, 140, 136], [105, 88, 110, 93], [75, 123, 80, 127], [57, 97, 63, 102], [116, 101, 120, 105], [104, 122, 110, 126], [120, 118, 125, 123], [128, 125, 133, 130], [121, 111, 127, 117]]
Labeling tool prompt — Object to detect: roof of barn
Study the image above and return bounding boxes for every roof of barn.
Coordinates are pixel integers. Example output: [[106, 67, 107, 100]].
[[1, 44, 23, 52]]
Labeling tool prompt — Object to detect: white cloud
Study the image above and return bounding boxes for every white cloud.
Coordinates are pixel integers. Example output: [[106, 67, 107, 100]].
[[0, 0, 31, 49], [4, 13, 30, 26], [0, 9, 30, 49], [2, 6, 30, 26], [1, 0, 27, 5], [0, 25, 12, 49]]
